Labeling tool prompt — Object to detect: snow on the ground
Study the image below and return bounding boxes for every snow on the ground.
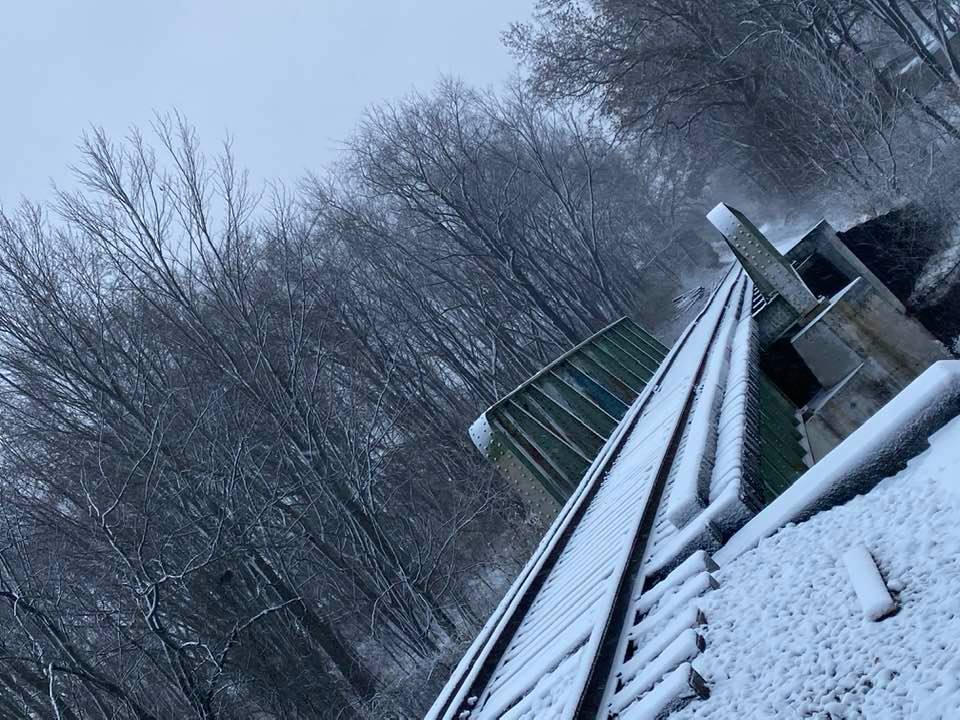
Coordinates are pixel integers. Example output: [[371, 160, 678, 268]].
[[841, 545, 897, 622], [673, 416, 960, 720]]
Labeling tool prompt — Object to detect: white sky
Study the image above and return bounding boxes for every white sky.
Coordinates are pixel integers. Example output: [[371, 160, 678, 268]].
[[1, 0, 533, 206]]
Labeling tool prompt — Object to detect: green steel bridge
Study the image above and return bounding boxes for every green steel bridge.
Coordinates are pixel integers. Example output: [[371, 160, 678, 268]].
[[428, 203, 953, 720]]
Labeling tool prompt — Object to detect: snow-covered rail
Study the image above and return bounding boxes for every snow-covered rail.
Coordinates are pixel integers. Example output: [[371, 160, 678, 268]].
[[429, 267, 761, 720]]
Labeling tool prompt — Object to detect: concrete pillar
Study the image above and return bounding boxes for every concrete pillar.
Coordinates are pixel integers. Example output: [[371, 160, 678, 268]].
[[801, 220, 906, 312]]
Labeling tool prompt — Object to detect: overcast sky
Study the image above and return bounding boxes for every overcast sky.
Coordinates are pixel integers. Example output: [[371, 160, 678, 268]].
[[2, 0, 533, 207]]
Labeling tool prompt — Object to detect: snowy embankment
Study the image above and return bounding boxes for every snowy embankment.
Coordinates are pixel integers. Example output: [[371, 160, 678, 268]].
[[909, 223, 960, 353], [909, 228, 960, 309], [673, 416, 960, 719]]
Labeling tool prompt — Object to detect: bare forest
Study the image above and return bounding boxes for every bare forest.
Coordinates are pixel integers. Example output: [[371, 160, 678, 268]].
[[3, 1, 960, 718]]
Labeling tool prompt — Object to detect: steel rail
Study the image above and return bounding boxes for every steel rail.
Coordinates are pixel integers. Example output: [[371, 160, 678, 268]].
[[427, 265, 741, 720], [572, 272, 746, 718]]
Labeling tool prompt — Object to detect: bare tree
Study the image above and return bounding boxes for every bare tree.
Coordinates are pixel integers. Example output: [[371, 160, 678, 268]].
[[0, 117, 529, 718]]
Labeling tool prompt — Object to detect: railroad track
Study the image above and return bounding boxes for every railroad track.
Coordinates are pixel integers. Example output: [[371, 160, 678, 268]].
[[428, 266, 756, 720]]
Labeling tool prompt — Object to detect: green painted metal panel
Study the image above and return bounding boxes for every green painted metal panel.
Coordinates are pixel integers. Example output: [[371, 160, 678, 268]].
[[489, 415, 575, 501], [537, 372, 619, 436], [522, 385, 607, 458], [756, 374, 808, 504], [553, 362, 629, 418], [592, 335, 657, 383], [500, 402, 591, 487], [600, 331, 662, 377], [580, 343, 649, 394], [758, 423, 806, 470], [473, 316, 667, 509], [488, 421, 570, 504], [614, 321, 669, 357], [758, 454, 795, 503], [568, 354, 638, 405], [607, 325, 667, 369]]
